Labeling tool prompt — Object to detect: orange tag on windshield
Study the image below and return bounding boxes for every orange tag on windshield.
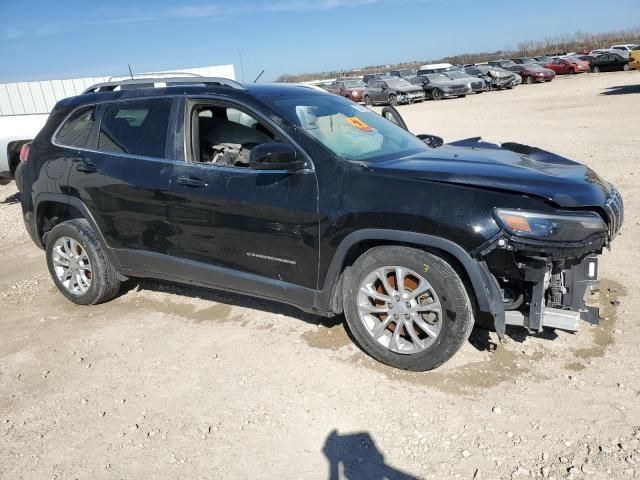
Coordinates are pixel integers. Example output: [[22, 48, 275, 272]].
[[345, 117, 373, 132]]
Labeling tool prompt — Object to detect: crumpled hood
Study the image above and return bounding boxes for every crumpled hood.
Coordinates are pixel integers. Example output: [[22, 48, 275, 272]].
[[369, 138, 612, 208]]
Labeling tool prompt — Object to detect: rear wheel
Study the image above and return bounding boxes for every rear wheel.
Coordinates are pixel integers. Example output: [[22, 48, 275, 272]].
[[14, 162, 23, 193], [623, 64, 630, 71], [431, 89, 443, 101], [593, 66, 600, 73], [45, 219, 121, 305], [388, 94, 398, 106], [364, 95, 372, 106], [342, 246, 474, 371], [525, 75, 533, 85]]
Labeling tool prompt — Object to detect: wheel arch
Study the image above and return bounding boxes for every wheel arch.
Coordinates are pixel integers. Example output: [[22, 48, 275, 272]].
[[34, 193, 120, 268], [318, 229, 501, 326]]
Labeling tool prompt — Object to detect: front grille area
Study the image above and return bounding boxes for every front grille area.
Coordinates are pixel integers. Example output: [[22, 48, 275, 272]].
[[605, 187, 624, 238]]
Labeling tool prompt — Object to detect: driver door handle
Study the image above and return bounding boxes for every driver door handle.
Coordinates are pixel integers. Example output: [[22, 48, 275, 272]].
[[176, 176, 208, 188]]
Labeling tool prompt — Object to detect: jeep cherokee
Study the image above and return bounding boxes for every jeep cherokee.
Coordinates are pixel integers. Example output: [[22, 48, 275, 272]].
[[19, 77, 623, 371]]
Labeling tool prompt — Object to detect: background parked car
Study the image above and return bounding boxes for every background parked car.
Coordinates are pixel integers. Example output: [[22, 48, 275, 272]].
[[411, 73, 471, 100], [488, 59, 517, 69], [611, 44, 639, 53], [590, 53, 630, 72], [362, 73, 384, 85], [575, 55, 596, 64], [465, 65, 518, 90], [534, 55, 556, 64], [543, 57, 589, 74], [505, 64, 555, 84], [511, 57, 538, 65], [363, 77, 425, 105], [416, 63, 453, 75], [326, 78, 368, 102], [389, 69, 417, 79], [630, 46, 640, 71], [444, 70, 487, 93]]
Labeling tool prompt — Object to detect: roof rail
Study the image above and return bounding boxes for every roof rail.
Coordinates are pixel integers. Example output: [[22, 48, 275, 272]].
[[82, 76, 246, 94], [107, 72, 203, 82]]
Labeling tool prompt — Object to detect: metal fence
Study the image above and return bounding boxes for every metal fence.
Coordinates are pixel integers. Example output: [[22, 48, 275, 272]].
[[0, 64, 236, 116]]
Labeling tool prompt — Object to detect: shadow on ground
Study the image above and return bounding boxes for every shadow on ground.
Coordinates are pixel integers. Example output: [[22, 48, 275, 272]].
[[323, 430, 418, 480], [1, 191, 20, 204], [126, 278, 342, 328], [601, 84, 640, 96]]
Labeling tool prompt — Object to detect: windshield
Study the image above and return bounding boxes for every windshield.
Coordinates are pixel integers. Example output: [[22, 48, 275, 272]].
[[445, 71, 467, 79], [386, 78, 412, 87], [344, 80, 365, 88], [271, 94, 427, 163], [426, 73, 451, 82]]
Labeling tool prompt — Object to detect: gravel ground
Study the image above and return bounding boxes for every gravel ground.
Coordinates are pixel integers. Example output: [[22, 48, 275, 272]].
[[1, 71, 639, 480]]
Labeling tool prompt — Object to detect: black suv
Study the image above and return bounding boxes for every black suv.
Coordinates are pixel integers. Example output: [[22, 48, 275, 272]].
[[19, 77, 623, 371]]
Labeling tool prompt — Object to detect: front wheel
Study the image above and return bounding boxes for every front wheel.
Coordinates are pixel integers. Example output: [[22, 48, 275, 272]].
[[342, 246, 475, 371], [431, 89, 442, 101], [525, 76, 533, 85], [45, 219, 121, 305], [363, 95, 372, 106], [388, 94, 398, 106], [592, 66, 600, 73], [623, 64, 630, 71]]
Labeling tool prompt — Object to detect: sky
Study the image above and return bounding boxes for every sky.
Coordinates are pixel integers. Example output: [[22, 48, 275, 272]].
[[0, 0, 639, 83]]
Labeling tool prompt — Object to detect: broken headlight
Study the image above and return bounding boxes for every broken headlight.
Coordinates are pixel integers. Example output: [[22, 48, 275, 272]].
[[494, 209, 607, 242]]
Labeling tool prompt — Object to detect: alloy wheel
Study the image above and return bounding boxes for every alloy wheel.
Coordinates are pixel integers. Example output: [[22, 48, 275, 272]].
[[51, 236, 92, 295], [356, 266, 442, 355]]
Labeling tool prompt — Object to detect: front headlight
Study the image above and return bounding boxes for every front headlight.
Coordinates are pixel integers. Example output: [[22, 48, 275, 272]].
[[494, 209, 607, 242], [352, 91, 360, 98]]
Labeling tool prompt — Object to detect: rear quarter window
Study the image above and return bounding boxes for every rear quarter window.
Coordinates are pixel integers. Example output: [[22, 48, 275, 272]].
[[55, 106, 97, 148], [97, 98, 172, 158]]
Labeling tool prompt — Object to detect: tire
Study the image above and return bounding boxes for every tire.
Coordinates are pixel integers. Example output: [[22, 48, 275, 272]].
[[342, 246, 474, 371], [593, 66, 600, 73], [45, 219, 121, 305], [458, 95, 466, 98], [569, 68, 575, 75], [431, 89, 442, 101], [14, 162, 23, 193], [364, 95, 372, 106], [388, 94, 398, 106], [525, 76, 533, 85], [623, 64, 630, 71]]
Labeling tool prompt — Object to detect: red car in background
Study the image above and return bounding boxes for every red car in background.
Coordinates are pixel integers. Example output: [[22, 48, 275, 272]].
[[543, 57, 590, 74], [325, 78, 368, 102]]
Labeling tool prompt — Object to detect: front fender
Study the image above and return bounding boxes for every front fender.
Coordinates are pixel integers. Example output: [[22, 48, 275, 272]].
[[316, 228, 506, 337]]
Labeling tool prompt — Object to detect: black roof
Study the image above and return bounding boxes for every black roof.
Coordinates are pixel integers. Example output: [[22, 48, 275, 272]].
[[55, 82, 329, 110]]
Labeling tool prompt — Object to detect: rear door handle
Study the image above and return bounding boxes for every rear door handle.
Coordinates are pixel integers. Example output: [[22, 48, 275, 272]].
[[76, 162, 99, 173], [176, 176, 208, 188]]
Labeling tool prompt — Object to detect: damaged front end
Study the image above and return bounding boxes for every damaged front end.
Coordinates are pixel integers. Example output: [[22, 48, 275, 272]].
[[458, 140, 625, 339]]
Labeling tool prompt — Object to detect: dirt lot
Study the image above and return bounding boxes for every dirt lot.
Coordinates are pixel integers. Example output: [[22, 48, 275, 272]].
[[1, 72, 639, 480]]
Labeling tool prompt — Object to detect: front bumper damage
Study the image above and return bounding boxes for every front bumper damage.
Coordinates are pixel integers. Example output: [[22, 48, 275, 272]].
[[476, 188, 623, 340]]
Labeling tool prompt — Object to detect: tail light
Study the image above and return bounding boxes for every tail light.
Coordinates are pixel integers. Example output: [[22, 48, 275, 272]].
[[19, 143, 30, 163]]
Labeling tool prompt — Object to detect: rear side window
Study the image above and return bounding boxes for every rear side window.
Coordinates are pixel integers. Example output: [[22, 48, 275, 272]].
[[55, 106, 96, 148], [97, 98, 172, 158]]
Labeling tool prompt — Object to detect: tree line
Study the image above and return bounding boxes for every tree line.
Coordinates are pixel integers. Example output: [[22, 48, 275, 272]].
[[275, 27, 640, 83]]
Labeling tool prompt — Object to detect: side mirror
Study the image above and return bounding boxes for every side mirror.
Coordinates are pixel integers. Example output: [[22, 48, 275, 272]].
[[249, 143, 305, 171], [417, 134, 444, 148], [381, 84, 387, 90]]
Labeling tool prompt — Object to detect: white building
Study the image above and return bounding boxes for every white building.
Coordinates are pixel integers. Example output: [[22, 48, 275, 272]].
[[0, 64, 236, 116]]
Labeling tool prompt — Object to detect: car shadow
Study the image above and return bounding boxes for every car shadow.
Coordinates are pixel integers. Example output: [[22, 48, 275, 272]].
[[122, 278, 343, 328], [1, 191, 20, 204], [468, 323, 558, 353], [322, 430, 418, 480], [600, 84, 640, 96]]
